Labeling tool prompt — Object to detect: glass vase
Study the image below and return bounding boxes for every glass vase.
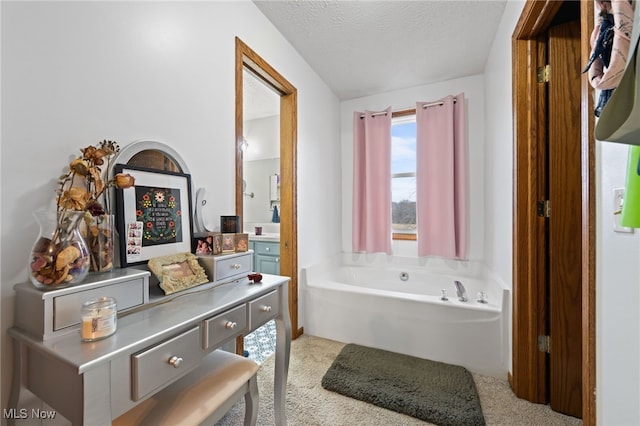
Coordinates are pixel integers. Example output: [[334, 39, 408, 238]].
[[28, 209, 90, 289], [84, 214, 115, 273]]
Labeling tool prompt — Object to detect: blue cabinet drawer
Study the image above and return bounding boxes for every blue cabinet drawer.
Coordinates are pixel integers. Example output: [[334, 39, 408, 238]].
[[254, 241, 280, 256]]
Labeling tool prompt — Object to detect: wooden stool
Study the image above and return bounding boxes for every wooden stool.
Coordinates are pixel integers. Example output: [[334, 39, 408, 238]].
[[114, 350, 259, 426]]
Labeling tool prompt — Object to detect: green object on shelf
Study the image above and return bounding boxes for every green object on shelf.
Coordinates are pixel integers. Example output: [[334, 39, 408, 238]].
[[621, 146, 640, 228]]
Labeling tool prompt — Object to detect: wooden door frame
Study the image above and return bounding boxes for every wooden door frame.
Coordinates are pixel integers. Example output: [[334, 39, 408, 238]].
[[511, 0, 595, 424], [235, 37, 303, 340]]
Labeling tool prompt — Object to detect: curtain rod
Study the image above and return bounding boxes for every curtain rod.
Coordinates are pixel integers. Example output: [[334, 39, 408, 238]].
[[359, 98, 458, 119]]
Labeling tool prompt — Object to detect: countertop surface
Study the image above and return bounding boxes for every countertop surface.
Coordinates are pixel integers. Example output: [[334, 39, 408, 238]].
[[247, 233, 280, 242]]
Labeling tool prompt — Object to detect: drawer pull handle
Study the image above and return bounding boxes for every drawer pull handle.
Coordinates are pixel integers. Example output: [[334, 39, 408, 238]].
[[265, 247, 270, 251], [232, 263, 241, 270], [168, 356, 183, 368], [261, 305, 272, 313], [225, 321, 237, 329]]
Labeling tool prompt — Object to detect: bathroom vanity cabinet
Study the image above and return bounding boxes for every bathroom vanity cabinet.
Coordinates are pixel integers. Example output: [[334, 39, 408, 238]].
[[250, 240, 280, 275]]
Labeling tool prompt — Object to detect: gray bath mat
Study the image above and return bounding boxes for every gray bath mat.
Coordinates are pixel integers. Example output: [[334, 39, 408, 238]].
[[321, 343, 485, 426]]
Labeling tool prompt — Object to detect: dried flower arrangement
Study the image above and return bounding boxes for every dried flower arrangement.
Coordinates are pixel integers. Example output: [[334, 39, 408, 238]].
[[29, 140, 136, 287], [58, 141, 135, 217]]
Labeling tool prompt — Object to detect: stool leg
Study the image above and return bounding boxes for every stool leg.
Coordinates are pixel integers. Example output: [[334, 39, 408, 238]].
[[244, 375, 259, 426]]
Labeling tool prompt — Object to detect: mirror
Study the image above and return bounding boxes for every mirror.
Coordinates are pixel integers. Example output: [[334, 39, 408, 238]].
[[242, 69, 280, 233], [115, 140, 189, 174], [127, 150, 181, 172]]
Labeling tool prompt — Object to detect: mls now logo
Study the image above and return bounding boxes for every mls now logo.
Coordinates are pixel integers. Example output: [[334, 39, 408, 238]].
[[3, 408, 56, 419]]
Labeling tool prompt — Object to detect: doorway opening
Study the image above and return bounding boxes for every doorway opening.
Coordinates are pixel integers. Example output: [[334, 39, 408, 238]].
[[511, 0, 595, 423], [235, 38, 303, 344]]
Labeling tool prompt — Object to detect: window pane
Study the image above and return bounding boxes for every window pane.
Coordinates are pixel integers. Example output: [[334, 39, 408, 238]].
[[391, 121, 416, 175], [391, 117, 416, 234], [392, 176, 416, 233]]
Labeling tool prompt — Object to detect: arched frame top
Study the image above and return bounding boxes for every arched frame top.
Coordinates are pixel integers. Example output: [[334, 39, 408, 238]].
[[113, 140, 190, 176]]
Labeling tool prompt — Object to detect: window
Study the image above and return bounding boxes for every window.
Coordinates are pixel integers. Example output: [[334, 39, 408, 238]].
[[391, 110, 417, 240]]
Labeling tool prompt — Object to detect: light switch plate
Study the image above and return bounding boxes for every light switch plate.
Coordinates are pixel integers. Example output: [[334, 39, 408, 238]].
[[613, 188, 634, 233]]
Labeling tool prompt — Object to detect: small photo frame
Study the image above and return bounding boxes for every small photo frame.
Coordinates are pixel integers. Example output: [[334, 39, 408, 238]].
[[220, 215, 241, 233], [194, 237, 212, 255], [210, 233, 222, 255], [235, 233, 249, 252], [221, 233, 236, 253]]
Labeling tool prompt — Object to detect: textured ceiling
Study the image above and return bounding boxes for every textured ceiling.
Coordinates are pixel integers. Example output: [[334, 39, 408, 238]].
[[254, 0, 507, 100]]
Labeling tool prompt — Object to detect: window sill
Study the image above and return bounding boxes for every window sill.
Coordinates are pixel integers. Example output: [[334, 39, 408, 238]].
[[392, 233, 416, 241]]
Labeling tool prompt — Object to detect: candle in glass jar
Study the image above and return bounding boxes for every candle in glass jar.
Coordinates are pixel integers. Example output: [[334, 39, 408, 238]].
[[81, 297, 117, 342]]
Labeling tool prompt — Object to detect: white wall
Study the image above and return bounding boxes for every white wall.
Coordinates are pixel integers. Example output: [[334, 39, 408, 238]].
[[483, 0, 522, 290], [0, 0, 342, 413], [244, 158, 280, 223], [340, 75, 486, 272], [243, 115, 280, 162], [483, 0, 524, 375], [597, 142, 640, 425], [243, 115, 280, 225]]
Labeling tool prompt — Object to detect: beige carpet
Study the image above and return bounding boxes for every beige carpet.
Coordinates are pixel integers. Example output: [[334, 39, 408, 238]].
[[216, 335, 582, 426]]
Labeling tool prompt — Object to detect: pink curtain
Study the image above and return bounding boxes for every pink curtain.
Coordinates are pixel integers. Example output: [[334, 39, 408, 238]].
[[352, 107, 392, 254], [416, 94, 468, 259]]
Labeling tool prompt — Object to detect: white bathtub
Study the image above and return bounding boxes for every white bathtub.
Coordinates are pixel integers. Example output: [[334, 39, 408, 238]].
[[301, 256, 510, 378]]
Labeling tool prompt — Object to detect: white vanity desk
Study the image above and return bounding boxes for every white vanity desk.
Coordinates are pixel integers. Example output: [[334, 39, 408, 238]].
[[8, 272, 291, 425]]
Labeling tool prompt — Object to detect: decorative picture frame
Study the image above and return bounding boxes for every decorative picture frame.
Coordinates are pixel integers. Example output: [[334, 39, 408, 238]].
[[235, 233, 249, 252], [194, 232, 224, 255], [221, 233, 236, 253], [147, 252, 209, 295], [114, 164, 194, 267], [220, 215, 241, 233], [210, 232, 222, 255], [194, 237, 212, 255]]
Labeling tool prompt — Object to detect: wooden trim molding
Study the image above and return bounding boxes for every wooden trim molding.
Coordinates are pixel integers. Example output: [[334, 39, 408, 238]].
[[580, 0, 596, 423], [511, 35, 548, 404], [512, 1, 596, 424], [392, 233, 417, 241], [235, 38, 302, 340]]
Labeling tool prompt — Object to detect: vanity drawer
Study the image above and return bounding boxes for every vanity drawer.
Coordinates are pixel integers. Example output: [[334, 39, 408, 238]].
[[53, 277, 146, 331], [131, 326, 202, 401], [215, 252, 252, 281], [249, 290, 279, 328], [254, 241, 280, 256], [202, 304, 247, 349]]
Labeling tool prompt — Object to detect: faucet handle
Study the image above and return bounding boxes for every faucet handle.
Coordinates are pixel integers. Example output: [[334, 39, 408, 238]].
[[441, 289, 449, 301], [477, 291, 488, 304]]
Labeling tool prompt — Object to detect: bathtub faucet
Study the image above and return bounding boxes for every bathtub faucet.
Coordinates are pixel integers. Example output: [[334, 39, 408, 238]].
[[454, 280, 468, 302]]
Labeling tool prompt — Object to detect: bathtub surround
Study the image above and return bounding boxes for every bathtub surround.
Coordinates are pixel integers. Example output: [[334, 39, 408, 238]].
[[321, 343, 485, 426], [352, 107, 392, 254], [302, 254, 509, 378], [416, 94, 468, 259]]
